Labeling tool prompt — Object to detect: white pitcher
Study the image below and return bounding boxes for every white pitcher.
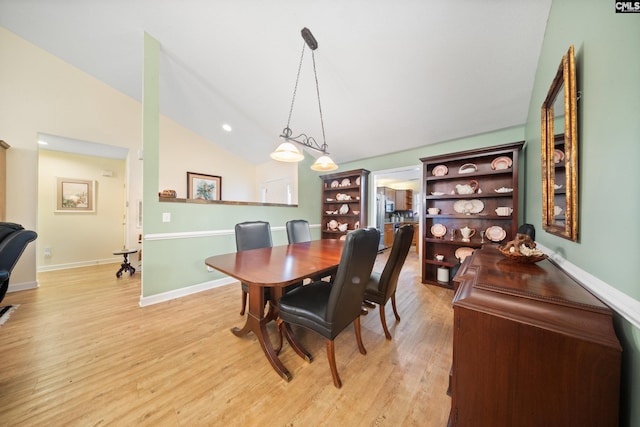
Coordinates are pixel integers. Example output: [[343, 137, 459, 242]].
[[460, 226, 476, 242]]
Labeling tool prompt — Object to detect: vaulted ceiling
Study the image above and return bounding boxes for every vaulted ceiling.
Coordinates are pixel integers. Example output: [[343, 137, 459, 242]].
[[0, 1, 552, 165]]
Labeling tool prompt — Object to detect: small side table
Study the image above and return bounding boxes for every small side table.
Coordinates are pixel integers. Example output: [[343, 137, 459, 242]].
[[113, 249, 138, 278]]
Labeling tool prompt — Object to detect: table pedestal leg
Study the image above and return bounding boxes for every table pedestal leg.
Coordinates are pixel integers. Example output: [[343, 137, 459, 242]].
[[230, 284, 291, 381]]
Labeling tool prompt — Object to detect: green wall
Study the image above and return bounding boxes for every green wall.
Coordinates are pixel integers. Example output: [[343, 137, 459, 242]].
[[526, 1, 639, 425]]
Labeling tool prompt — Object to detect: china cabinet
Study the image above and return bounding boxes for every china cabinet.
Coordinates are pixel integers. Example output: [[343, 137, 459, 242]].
[[420, 141, 523, 288], [320, 169, 369, 239], [449, 246, 621, 426]]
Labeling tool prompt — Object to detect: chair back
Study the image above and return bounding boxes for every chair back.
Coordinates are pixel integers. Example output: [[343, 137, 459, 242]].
[[376, 224, 414, 300], [518, 223, 535, 240], [286, 219, 311, 244], [326, 228, 380, 336], [235, 221, 272, 251]]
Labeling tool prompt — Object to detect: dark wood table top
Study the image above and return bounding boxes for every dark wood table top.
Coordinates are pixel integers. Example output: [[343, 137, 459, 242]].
[[205, 239, 344, 287]]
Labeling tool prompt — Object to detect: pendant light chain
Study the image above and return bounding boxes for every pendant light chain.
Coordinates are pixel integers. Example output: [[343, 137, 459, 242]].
[[312, 50, 328, 151], [272, 27, 337, 171], [285, 41, 307, 130]]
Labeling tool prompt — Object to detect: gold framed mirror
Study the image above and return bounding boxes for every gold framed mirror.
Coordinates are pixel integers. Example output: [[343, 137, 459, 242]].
[[541, 45, 578, 241]]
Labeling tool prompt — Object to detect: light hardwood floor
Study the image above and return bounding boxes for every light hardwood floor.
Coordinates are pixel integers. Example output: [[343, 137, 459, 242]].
[[0, 250, 454, 426]]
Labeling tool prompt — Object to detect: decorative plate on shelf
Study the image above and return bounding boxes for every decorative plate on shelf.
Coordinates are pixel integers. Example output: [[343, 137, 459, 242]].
[[455, 247, 475, 262], [458, 163, 477, 174], [339, 204, 349, 215], [340, 178, 351, 187], [432, 164, 448, 176], [355, 176, 361, 186], [431, 223, 447, 238], [553, 148, 565, 164], [431, 191, 445, 196], [352, 210, 360, 215], [453, 199, 484, 214], [485, 226, 506, 242], [328, 219, 338, 230], [494, 187, 513, 193], [331, 180, 340, 188], [491, 156, 513, 170]]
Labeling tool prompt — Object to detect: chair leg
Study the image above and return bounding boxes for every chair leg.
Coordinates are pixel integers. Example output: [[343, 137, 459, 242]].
[[391, 291, 401, 322], [240, 289, 247, 315], [274, 319, 284, 355], [326, 339, 342, 388], [378, 303, 392, 340], [354, 316, 367, 355]]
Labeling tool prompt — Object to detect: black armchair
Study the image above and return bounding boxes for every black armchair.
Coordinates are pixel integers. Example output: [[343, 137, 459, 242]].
[[235, 221, 273, 315], [363, 224, 414, 339], [278, 227, 380, 388], [0, 222, 38, 303]]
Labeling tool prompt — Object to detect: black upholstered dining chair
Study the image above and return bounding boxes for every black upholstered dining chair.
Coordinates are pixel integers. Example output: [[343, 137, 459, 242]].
[[363, 224, 414, 340], [235, 221, 273, 315], [278, 227, 380, 388], [285, 219, 334, 282], [0, 222, 38, 304], [286, 219, 311, 244]]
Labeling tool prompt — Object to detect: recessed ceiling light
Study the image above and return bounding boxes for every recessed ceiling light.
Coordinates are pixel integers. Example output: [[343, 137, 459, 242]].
[[38, 140, 48, 145], [222, 124, 232, 132]]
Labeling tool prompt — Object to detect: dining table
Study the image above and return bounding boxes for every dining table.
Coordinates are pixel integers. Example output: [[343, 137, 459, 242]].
[[204, 239, 344, 381]]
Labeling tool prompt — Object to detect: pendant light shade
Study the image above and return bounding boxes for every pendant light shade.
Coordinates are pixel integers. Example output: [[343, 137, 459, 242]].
[[270, 141, 304, 162], [272, 27, 339, 171], [311, 155, 338, 172]]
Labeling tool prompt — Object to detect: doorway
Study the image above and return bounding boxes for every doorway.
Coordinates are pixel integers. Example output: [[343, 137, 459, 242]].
[[36, 133, 132, 272], [370, 165, 422, 250]]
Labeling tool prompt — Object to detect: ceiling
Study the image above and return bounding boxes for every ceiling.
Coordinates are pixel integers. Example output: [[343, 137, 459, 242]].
[[0, 1, 551, 166]]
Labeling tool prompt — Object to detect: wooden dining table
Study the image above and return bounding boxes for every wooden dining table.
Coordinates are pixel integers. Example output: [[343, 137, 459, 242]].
[[204, 239, 344, 381]]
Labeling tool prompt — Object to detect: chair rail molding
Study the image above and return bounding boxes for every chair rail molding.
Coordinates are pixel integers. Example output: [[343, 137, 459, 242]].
[[538, 243, 640, 330], [144, 224, 321, 241]]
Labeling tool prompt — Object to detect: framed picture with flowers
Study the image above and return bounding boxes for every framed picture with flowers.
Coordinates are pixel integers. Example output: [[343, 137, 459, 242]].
[[187, 172, 222, 200]]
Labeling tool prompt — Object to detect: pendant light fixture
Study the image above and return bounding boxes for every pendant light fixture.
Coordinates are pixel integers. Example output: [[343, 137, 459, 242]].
[[271, 27, 338, 172]]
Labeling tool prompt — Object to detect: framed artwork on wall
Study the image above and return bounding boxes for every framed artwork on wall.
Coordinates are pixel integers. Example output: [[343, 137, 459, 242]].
[[187, 172, 222, 200], [56, 178, 95, 212]]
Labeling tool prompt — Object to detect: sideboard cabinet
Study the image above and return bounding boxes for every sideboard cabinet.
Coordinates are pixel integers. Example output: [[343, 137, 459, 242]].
[[450, 246, 621, 427], [320, 169, 369, 240]]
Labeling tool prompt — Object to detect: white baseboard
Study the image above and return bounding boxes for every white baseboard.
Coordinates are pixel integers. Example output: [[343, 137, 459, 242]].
[[138, 276, 237, 307], [7, 280, 39, 293], [538, 243, 640, 330], [37, 258, 121, 272]]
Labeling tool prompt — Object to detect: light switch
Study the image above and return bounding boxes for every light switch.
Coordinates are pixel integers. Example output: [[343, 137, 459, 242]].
[[162, 212, 171, 222]]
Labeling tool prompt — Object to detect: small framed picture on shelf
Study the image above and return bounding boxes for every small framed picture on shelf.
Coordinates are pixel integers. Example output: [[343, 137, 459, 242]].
[[187, 172, 222, 200]]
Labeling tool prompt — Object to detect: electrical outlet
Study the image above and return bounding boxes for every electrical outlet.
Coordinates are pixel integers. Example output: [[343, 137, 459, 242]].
[[162, 212, 171, 222], [44, 247, 51, 258]]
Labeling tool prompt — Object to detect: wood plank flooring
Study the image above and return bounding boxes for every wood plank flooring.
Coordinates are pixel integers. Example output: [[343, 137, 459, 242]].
[[0, 250, 454, 426]]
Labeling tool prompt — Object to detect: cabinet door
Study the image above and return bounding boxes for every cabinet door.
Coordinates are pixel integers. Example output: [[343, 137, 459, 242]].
[[395, 190, 406, 210], [384, 224, 394, 246]]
